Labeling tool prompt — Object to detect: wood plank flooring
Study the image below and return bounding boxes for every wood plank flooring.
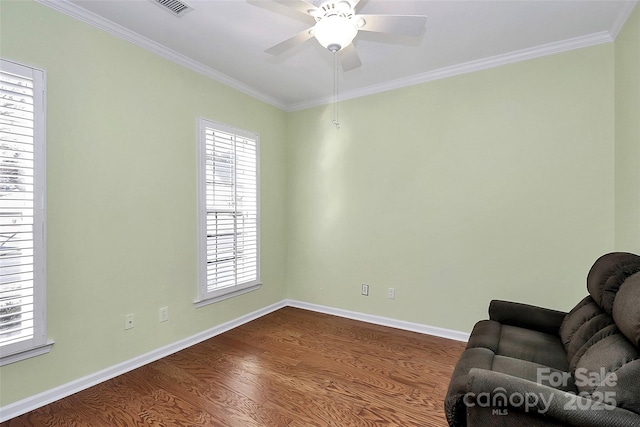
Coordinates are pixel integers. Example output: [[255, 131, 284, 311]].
[[2, 307, 466, 426]]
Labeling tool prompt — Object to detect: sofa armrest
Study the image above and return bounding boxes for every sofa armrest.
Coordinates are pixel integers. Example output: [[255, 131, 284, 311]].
[[489, 300, 566, 335], [467, 368, 640, 427]]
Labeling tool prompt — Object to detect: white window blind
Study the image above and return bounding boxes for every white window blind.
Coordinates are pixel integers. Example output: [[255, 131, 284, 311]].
[[197, 119, 260, 303], [0, 59, 49, 363]]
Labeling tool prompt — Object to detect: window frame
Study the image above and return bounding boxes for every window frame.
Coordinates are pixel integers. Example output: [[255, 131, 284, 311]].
[[195, 118, 261, 307], [0, 58, 52, 366]]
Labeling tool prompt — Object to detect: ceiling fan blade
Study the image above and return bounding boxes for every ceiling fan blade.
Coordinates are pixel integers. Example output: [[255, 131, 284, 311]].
[[265, 28, 314, 55], [272, 0, 317, 16], [339, 44, 361, 71], [357, 15, 427, 36]]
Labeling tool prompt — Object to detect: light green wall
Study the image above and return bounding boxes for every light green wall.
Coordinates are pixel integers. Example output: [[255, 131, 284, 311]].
[[0, 1, 288, 405], [0, 0, 637, 411], [286, 44, 616, 333], [615, 5, 640, 253]]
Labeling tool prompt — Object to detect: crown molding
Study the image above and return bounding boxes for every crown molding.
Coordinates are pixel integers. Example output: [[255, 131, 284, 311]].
[[35, 0, 636, 113], [286, 30, 614, 112], [34, 0, 288, 111], [609, 1, 638, 39]]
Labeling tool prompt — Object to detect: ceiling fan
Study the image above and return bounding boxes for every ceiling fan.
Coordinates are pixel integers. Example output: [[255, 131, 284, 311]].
[[264, 0, 427, 71]]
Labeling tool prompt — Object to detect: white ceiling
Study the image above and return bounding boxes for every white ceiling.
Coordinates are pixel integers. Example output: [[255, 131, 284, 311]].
[[41, 0, 637, 111]]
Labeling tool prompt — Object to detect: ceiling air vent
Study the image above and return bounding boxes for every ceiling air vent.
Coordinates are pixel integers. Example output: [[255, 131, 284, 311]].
[[151, 0, 193, 17]]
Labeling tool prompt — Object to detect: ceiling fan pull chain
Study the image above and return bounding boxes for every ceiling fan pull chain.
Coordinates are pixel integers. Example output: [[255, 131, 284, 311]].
[[333, 51, 340, 129]]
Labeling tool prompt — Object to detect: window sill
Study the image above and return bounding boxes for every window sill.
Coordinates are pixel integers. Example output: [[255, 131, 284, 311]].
[[0, 340, 55, 367], [194, 283, 262, 308]]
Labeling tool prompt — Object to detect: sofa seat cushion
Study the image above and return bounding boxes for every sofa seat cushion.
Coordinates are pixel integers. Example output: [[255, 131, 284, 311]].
[[467, 320, 569, 372], [491, 355, 575, 392], [445, 345, 575, 427]]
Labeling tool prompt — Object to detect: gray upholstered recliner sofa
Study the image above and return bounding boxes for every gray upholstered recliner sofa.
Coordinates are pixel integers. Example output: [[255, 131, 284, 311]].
[[445, 252, 640, 427]]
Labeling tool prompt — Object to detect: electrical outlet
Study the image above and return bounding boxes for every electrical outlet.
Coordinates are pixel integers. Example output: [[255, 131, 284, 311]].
[[159, 306, 169, 323], [361, 284, 369, 296], [387, 287, 395, 299], [125, 313, 135, 330]]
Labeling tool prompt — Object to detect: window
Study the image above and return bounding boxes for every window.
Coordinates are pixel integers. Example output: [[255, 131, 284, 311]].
[[196, 119, 260, 305], [0, 59, 51, 365]]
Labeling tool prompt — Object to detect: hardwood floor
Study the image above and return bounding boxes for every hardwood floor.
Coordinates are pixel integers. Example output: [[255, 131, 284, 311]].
[[3, 307, 466, 426]]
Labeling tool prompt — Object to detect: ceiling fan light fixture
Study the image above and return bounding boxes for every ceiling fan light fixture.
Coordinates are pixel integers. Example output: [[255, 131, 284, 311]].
[[314, 15, 358, 52]]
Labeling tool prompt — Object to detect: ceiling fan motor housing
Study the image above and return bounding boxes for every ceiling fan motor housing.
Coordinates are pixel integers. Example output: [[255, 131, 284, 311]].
[[313, 0, 355, 20]]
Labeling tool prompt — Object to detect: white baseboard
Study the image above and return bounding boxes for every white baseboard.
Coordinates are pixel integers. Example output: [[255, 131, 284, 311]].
[[0, 300, 287, 422], [0, 299, 468, 421], [285, 299, 470, 342]]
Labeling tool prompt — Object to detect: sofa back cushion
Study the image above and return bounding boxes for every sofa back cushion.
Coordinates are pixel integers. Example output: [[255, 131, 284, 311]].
[[587, 252, 640, 314], [559, 296, 616, 370], [574, 333, 640, 414], [612, 272, 640, 347], [571, 257, 640, 415]]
